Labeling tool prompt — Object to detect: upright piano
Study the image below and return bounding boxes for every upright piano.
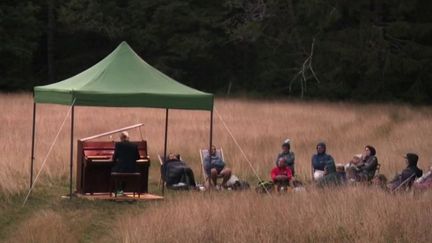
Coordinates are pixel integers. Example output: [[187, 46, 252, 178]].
[[76, 125, 150, 194]]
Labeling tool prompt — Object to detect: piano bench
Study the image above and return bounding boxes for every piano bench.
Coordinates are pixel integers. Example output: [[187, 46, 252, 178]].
[[109, 172, 142, 198]]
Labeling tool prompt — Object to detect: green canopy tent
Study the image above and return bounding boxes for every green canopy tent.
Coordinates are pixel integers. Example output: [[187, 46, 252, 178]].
[[31, 42, 214, 197]]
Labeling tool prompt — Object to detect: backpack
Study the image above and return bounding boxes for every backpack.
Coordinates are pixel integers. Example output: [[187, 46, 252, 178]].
[[255, 181, 274, 193], [232, 180, 250, 190]]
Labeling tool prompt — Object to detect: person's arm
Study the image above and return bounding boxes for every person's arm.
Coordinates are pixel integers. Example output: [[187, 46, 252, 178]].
[[216, 156, 225, 167], [288, 152, 295, 175], [400, 168, 415, 182], [286, 167, 293, 180], [286, 152, 295, 166], [271, 167, 278, 181], [362, 156, 377, 172], [288, 168, 295, 187], [112, 143, 119, 163], [311, 155, 317, 169], [328, 155, 335, 164], [204, 155, 211, 176]]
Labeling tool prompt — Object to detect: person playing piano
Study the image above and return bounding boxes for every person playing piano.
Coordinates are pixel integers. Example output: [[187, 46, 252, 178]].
[[111, 131, 140, 194]]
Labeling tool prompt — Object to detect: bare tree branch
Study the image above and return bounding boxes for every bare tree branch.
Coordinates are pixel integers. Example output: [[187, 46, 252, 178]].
[[289, 38, 320, 98]]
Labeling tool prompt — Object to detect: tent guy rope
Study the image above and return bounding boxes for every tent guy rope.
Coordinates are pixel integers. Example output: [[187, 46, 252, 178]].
[[23, 98, 76, 206], [214, 108, 271, 194]]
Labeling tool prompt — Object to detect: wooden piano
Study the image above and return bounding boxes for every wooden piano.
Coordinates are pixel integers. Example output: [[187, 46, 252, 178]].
[[76, 124, 150, 194]]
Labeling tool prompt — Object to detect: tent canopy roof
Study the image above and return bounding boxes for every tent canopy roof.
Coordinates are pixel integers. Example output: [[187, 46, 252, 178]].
[[34, 42, 213, 110]]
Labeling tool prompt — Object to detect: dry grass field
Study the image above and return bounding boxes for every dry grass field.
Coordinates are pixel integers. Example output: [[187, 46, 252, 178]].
[[1, 93, 432, 242]]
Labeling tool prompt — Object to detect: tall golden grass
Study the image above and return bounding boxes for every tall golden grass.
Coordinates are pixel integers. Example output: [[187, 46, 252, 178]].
[[1, 93, 432, 242], [112, 188, 432, 243], [6, 210, 77, 243]]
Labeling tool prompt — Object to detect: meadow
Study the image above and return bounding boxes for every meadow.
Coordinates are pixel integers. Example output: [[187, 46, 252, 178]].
[[0, 93, 431, 242]]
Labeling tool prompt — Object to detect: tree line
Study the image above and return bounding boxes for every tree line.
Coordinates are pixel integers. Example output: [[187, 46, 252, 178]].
[[1, 0, 432, 103]]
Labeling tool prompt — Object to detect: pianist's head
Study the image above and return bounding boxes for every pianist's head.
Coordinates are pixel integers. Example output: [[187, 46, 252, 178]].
[[120, 131, 129, 142]]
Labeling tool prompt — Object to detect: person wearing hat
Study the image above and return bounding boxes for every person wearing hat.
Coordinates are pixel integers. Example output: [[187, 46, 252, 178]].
[[311, 142, 335, 180], [275, 139, 296, 175], [387, 153, 423, 191]]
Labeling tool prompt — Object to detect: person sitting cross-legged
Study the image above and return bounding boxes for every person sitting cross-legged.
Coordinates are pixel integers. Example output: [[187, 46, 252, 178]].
[[271, 158, 293, 192], [204, 145, 232, 189]]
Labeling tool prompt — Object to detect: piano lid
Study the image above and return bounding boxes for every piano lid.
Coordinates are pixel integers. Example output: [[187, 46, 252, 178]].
[[80, 123, 144, 142]]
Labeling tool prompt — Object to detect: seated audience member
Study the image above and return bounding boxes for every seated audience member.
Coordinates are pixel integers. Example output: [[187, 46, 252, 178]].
[[345, 154, 363, 181], [111, 131, 140, 195], [372, 174, 388, 190], [413, 165, 432, 190], [163, 153, 196, 188], [387, 153, 423, 191], [336, 163, 347, 184], [316, 159, 340, 187], [275, 139, 296, 175], [271, 158, 293, 192], [356, 145, 379, 181], [312, 142, 335, 180], [292, 180, 306, 192], [204, 145, 232, 189]]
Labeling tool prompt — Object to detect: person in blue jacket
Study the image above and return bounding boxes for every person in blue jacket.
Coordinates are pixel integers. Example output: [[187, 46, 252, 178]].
[[204, 145, 232, 189], [311, 142, 336, 180]]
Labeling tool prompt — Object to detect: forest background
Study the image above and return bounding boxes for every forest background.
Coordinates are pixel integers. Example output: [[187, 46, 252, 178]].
[[2, 0, 432, 103]]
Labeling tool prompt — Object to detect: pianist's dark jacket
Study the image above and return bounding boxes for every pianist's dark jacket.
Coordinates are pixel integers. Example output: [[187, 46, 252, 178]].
[[112, 141, 140, 173]]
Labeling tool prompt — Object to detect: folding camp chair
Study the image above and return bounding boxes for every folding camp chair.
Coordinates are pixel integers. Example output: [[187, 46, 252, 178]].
[[199, 148, 225, 187], [345, 163, 382, 184], [158, 153, 191, 193], [391, 173, 416, 193]]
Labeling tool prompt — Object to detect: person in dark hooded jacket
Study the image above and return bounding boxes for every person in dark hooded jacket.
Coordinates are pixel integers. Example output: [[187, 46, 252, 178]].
[[311, 142, 335, 180], [163, 153, 196, 188], [357, 145, 379, 181], [388, 153, 423, 191], [316, 160, 342, 187]]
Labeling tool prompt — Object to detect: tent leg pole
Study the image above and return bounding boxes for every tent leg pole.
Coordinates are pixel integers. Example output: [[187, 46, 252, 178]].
[[162, 109, 169, 196], [69, 104, 75, 198], [30, 102, 37, 189], [206, 109, 214, 191], [209, 109, 213, 151]]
